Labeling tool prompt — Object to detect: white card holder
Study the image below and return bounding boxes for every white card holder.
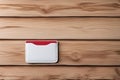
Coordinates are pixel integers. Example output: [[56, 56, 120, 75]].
[[25, 40, 58, 63]]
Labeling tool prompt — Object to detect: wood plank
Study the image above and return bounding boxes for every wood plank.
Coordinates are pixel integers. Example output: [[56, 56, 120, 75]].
[[0, 40, 120, 65], [0, 67, 119, 80], [0, 0, 120, 17], [0, 18, 120, 39]]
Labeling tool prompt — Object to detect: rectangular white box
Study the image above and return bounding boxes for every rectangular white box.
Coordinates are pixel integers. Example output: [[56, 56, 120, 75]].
[[25, 40, 58, 63]]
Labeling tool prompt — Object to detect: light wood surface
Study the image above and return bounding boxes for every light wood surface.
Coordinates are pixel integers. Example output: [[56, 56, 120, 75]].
[[0, 0, 120, 79], [0, 67, 119, 80], [0, 18, 120, 39], [0, 40, 120, 65], [0, 0, 120, 17]]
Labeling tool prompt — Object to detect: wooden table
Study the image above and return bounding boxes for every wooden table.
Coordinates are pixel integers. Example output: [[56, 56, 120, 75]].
[[0, 0, 120, 80]]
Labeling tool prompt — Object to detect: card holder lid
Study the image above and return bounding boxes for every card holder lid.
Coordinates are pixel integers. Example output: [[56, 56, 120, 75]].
[[26, 40, 57, 45]]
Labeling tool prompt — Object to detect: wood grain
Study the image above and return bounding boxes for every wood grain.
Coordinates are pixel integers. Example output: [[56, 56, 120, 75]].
[[0, 40, 120, 65], [0, 0, 120, 17], [0, 67, 119, 80], [0, 18, 120, 39]]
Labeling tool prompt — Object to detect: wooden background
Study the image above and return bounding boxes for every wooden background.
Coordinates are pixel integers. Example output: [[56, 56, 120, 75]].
[[0, 0, 120, 80]]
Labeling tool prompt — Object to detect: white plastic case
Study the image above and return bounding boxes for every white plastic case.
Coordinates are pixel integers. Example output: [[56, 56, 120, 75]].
[[25, 40, 58, 63]]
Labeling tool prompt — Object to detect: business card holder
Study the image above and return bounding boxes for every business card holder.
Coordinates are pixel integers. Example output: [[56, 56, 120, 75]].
[[25, 40, 58, 63]]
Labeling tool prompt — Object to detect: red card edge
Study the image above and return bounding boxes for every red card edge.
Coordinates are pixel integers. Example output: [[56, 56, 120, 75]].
[[26, 40, 57, 45]]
